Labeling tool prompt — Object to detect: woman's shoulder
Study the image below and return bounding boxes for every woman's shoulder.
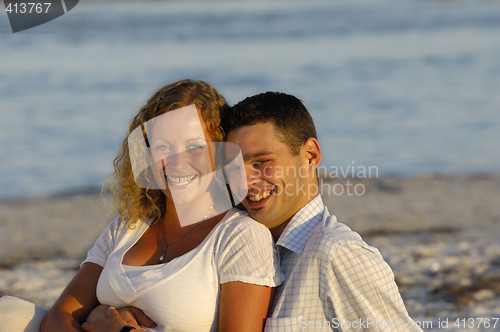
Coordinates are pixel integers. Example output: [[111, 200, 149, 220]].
[[220, 207, 268, 230], [104, 215, 150, 240], [106, 215, 132, 233], [214, 208, 273, 244]]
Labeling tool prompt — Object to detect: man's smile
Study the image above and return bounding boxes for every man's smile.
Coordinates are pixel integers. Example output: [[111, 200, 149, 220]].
[[245, 188, 275, 207]]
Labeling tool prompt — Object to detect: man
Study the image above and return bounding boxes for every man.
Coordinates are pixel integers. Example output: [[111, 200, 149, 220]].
[[222, 92, 422, 331]]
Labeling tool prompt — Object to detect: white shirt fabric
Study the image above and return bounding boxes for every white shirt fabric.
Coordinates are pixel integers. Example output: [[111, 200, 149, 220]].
[[83, 208, 284, 332], [0, 296, 48, 332], [264, 195, 422, 332]]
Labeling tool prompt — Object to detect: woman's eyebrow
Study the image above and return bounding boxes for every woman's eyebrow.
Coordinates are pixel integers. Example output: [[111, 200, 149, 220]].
[[186, 137, 207, 142], [151, 137, 169, 143]]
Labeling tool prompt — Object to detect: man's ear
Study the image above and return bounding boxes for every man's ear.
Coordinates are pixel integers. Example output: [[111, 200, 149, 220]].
[[301, 138, 322, 174]]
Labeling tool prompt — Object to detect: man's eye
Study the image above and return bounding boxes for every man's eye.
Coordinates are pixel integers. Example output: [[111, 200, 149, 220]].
[[252, 160, 269, 167]]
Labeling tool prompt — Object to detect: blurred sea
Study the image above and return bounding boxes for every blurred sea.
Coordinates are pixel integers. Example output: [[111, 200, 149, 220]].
[[1, 0, 500, 198]]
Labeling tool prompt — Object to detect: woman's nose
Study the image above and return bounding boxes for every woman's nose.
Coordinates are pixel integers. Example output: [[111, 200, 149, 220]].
[[166, 150, 189, 170]]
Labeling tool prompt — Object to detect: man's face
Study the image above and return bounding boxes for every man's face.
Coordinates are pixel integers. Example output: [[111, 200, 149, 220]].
[[226, 122, 311, 232]]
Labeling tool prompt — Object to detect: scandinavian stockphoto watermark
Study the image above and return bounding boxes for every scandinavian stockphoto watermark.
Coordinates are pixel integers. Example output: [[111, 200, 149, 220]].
[[317, 162, 378, 197], [3, 0, 79, 33], [247, 161, 379, 198]]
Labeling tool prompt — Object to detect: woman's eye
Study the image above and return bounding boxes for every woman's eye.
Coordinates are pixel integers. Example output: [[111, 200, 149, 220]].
[[188, 144, 205, 150], [155, 145, 170, 151]]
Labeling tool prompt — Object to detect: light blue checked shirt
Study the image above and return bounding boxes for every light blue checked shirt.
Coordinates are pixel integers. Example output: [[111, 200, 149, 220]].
[[264, 195, 422, 332]]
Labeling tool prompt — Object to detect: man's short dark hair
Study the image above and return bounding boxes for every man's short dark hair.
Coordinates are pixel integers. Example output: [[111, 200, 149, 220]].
[[221, 92, 317, 155]]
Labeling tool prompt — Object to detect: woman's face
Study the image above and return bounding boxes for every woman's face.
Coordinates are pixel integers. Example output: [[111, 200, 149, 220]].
[[149, 105, 215, 205]]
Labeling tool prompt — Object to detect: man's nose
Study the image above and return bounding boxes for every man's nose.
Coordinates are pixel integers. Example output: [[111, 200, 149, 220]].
[[245, 165, 261, 189]]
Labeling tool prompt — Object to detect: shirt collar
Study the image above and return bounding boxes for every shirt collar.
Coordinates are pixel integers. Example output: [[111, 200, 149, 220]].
[[276, 195, 327, 255]]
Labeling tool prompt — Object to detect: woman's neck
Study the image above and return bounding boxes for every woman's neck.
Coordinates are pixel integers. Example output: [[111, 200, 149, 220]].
[[164, 193, 214, 230]]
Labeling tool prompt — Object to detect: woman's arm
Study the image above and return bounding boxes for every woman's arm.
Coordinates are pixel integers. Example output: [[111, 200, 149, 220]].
[[41, 262, 103, 332], [219, 282, 275, 332]]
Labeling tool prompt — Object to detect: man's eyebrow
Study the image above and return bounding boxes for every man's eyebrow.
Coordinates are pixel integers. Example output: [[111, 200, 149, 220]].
[[243, 151, 274, 160]]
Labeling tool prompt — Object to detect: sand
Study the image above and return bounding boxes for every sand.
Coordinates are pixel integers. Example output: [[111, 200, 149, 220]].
[[1, 174, 499, 331]]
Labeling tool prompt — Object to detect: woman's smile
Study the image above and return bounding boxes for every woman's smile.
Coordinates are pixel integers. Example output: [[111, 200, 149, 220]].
[[166, 174, 198, 187]]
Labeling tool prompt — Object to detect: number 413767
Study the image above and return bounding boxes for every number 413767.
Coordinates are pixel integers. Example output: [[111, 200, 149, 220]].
[[454, 318, 498, 329], [5, 3, 52, 14]]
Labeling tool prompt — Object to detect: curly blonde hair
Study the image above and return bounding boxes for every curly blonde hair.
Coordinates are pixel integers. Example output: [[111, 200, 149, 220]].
[[105, 79, 227, 228]]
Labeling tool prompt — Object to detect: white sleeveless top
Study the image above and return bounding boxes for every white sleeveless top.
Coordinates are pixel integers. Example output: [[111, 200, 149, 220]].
[[82, 208, 284, 332]]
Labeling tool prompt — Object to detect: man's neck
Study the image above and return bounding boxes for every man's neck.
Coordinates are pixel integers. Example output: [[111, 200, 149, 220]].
[[270, 220, 290, 242], [270, 193, 319, 241]]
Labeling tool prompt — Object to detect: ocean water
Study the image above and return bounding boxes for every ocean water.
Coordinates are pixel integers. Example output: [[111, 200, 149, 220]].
[[1, 0, 500, 197]]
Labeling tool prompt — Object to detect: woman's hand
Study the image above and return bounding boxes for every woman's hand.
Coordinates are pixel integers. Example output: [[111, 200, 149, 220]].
[[82, 307, 141, 332], [84, 305, 157, 332], [85, 304, 110, 323], [117, 307, 157, 328], [86, 304, 156, 328]]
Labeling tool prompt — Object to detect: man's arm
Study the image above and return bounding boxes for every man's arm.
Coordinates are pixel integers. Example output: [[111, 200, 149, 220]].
[[320, 242, 423, 331]]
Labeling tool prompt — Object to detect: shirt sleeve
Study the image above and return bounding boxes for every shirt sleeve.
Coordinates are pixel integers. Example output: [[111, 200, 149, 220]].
[[81, 216, 127, 268], [319, 241, 423, 331], [216, 216, 285, 287]]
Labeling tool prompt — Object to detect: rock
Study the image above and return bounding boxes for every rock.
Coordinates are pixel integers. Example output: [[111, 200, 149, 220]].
[[472, 289, 495, 302]]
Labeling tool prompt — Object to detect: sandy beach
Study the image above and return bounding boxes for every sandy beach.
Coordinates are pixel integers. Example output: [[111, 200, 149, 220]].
[[1, 174, 499, 331]]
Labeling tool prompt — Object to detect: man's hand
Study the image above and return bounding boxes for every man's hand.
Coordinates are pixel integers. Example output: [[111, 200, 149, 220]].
[[86, 304, 157, 328]]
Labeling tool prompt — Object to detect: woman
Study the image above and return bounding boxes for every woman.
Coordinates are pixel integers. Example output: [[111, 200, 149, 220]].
[[37, 79, 283, 331]]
